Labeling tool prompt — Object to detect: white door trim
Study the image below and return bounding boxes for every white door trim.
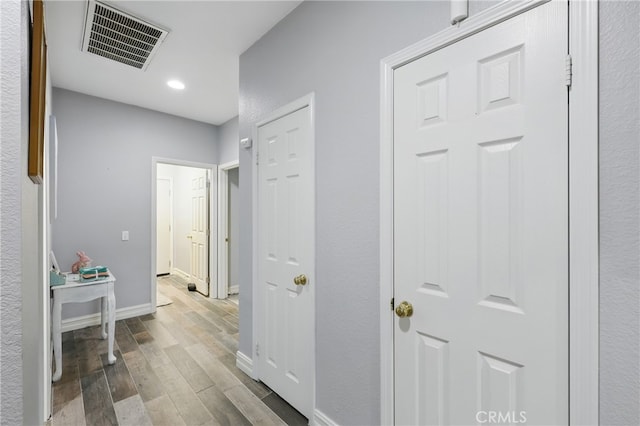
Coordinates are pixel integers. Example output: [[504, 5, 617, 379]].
[[156, 176, 174, 276], [251, 92, 316, 408], [379, 1, 598, 424], [217, 160, 239, 299], [151, 157, 218, 309]]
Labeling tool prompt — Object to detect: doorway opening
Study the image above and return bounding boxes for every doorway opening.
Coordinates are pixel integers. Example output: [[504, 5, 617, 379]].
[[217, 160, 239, 300], [151, 158, 217, 308]]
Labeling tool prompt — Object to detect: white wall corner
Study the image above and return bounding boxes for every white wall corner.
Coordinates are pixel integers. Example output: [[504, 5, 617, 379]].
[[61, 303, 153, 333], [235, 350, 257, 380], [312, 409, 339, 426]]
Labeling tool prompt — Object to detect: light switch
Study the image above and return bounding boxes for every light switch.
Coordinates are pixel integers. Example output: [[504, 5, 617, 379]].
[[122, 231, 129, 241]]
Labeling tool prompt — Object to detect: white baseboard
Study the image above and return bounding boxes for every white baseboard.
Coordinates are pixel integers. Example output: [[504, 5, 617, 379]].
[[313, 410, 339, 426], [229, 285, 239, 295], [236, 350, 256, 379], [61, 303, 153, 333], [171, 268, 190, 279]]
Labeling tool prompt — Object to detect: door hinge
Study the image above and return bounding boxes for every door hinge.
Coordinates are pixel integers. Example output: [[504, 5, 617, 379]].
[[390, 297, 395, 311], [256, 151, 259, 166], [566, 54, 572, 88], [255, 343, 260, 357]]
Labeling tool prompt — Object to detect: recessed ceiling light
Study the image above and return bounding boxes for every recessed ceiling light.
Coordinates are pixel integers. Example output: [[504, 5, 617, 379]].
[[167, 80, 185, 90]]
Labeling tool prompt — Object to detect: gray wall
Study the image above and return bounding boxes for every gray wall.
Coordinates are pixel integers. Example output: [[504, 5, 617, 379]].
[[0, 0, 27, 422], [239, 2, 451, 423], [599, 2, 640, 424], [239, 1, 640, 424], [52, 88, 218, 319], [218, 116, 239, 165]]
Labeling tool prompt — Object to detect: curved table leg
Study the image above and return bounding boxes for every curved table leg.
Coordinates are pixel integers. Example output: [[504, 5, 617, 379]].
[[100, 296, 107, 339], [107, 290, 116, 365], [52, 298, 62, 382]]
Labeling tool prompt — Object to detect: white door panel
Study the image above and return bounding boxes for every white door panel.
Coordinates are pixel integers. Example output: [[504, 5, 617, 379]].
[[190, 172, 209, 296], [394, 3, 568, 425], [258, 106, 313, 418]]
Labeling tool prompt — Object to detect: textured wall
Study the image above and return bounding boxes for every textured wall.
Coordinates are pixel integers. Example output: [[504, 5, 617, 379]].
[[240, 1, 640, 424], [218, 116, 239, 165], [52, 89, 218, 319], [599, 2, 640, 424], [238, 2, 450, 423], [0, 0, 26, 423]]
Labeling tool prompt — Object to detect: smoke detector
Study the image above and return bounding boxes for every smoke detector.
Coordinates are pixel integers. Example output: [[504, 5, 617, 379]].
[[82, 0, 169, 70]]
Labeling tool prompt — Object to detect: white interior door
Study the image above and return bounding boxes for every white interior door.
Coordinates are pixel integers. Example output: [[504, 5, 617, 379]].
[[393, 3, 568, 425], [156, 177, 172, 276], [190, 171, 209, 296], [258, 106, 314, 418]]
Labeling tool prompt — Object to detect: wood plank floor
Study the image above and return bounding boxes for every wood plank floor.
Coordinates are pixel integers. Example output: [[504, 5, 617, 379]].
[[51, 275, 308, 426]]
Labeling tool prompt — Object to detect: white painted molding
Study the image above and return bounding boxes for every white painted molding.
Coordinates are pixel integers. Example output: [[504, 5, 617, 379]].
[[380, 1, 598, 424], [61, 303, 153, 333], [229, 285, 239, 295], [216, 160, 239, 300], [382, 0, 548, 70], [568, 0, 599, 424], [235, 351, 257, 379], [313, 409, 339, 426]]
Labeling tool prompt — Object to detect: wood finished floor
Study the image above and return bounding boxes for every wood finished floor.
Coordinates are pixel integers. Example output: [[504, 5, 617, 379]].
[[50, 275, 307, 426]]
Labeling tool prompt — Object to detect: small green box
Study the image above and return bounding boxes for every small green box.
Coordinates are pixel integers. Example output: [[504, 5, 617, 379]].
[[49, 270, 66, 286]]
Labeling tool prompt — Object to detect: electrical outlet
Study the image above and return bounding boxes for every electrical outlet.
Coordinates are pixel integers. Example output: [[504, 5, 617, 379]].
[[122, 231, 129, 241]]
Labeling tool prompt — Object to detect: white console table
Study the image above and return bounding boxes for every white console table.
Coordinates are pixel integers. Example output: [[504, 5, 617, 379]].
[[51, 272, 116, 382]]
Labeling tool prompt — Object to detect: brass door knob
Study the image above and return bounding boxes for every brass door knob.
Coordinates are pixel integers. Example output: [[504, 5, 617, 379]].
[[395, 301, 413, 318], [293, 274, 308, 286]]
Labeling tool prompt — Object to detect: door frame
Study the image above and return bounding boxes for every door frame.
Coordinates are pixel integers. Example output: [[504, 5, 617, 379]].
[[156, 176, 174, 276], [217, 160, 239, 299], [379, 1, 598, 424], [150, 157, 218, 309], [251, 92, 316, 411]]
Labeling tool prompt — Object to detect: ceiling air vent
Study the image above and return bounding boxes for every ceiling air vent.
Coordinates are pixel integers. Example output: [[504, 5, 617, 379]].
[[82, 0, 169, 70]]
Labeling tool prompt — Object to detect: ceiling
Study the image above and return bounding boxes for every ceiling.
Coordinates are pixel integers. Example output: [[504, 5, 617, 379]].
[[45, 0, 302, 125]]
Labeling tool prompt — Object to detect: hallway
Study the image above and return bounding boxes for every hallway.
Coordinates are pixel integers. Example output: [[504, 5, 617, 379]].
[[51, 275, 306, 425]]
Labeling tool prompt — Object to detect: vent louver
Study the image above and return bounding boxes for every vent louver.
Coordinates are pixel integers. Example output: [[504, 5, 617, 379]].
[[82, 0, 169, 70]]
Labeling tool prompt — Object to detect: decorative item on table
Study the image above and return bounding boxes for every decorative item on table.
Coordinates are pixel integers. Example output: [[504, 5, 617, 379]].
[[79, 266, 109, 281], [71, 251, 92, 273], [49, 270, 66, 286]]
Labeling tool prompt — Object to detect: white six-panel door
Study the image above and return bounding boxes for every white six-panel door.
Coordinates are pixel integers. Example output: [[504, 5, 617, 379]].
[[258, 106, 313, 418], [393, 3, 568, 424], [190, 171, 209, 296]]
